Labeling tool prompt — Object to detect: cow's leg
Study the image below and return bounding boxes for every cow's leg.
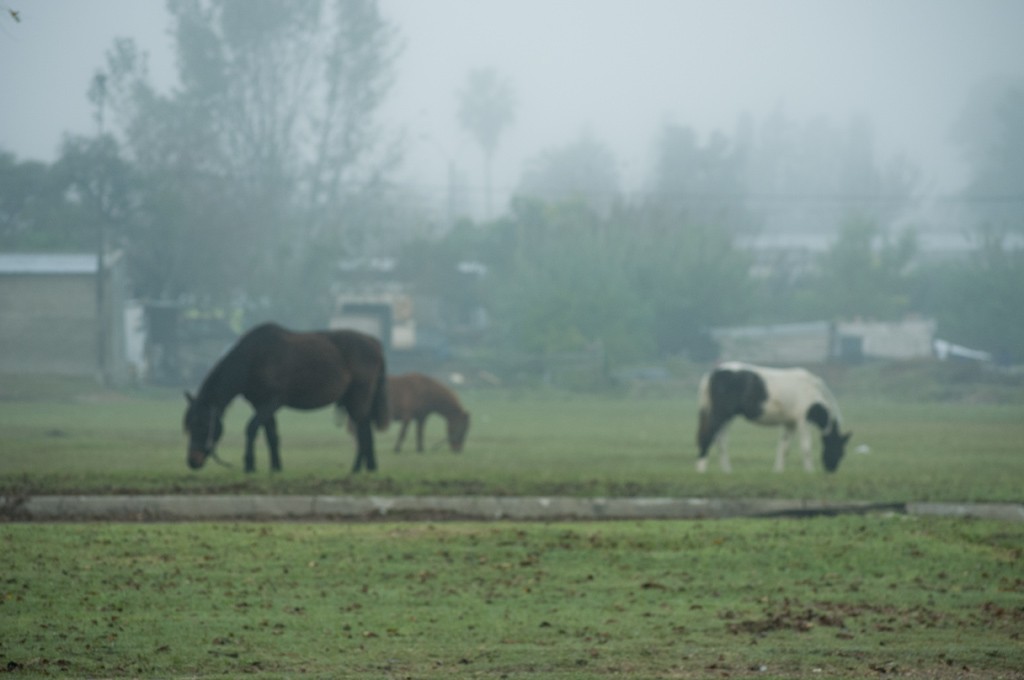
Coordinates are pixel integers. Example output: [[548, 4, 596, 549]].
[[394, 419, 410, 453], [264, 415, 281, 471], [773, 425, 795, 473], [797, 421, 815, 472]]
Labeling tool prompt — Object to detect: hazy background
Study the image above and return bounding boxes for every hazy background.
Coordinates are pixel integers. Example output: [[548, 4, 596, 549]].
[[2, 0, 1023, 378], [3, 0, 1023, 209]]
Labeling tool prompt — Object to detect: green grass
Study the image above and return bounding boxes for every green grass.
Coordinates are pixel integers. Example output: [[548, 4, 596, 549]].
[[2, 367, 1022, 679], [1, 374, 1023, 502], [2, 517, 1021, 678]]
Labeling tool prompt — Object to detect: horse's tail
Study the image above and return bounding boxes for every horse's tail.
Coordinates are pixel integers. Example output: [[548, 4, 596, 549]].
[[370, 359, 390, 432]]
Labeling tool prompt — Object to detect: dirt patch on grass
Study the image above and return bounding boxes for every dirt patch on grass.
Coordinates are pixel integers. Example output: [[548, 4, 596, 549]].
[[724, 596, 1023, 645], [724, 598, 965, 636]]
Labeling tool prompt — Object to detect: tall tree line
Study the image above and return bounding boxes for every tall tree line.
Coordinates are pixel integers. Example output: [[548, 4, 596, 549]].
[[3, 4, 1021, 366], [93, 0, 399, 326]]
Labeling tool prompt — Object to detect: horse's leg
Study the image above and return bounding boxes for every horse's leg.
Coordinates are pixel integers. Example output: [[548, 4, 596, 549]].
[[353, 419, 377, 473], [394, 419, 410, 453], [244, 415, 261, 473], [697, 415, 732, 473], [351, 418, 363, 472], [717, 427, 733, 473], [351, 422, 363, 473], [415, 416, 426, 453], [697, 409, 733, 473], [773, 425, 795, 473], [265, 415, 282, 472], [340, 377, 379, 473], [797, 421, 815, 473]]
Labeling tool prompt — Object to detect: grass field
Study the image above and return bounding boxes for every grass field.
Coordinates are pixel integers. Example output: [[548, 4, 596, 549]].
[[2, 517, 1022, 679], [2, 365, 1022, 678], [1, 363, 1023, 502]]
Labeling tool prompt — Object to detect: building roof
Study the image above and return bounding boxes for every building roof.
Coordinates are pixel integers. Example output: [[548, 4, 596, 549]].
[[0, 253, 99, 275], [736, 230, 1023, 258]]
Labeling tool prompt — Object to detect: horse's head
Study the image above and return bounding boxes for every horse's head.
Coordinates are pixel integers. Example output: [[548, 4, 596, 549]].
[[821, 427, 852, 473], [183, 392, 225, 470], [447, 411, 471, 452]]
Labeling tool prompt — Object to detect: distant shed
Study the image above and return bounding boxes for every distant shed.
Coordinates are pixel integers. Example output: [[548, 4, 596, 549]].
[[711, 321, 834, 365], [0, 252, 133, 383], [711, 318, 937, 365]]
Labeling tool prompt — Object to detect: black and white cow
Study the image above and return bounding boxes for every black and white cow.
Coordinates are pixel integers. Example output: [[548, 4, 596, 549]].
[[696, 361, 851, 473]]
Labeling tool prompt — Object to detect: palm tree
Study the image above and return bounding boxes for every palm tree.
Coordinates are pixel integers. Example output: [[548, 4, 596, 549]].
[[458, 68, 515, 218]]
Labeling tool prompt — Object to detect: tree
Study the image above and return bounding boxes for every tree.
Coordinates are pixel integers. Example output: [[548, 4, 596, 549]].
[[98, 0, 400, 325], [919, 79, 1024, 363], [953, 78, 1024, 234], [638, 123, 754, 357], [738, 111, 918, 234], [458, 68, 515, 219], [485, 199, 652, 362], [917, 234, 1024, 364], [649, 124, 753, 237], [475, 123, 755, 363], [0, 138, 135, 253], [55, 135, 136, 251], [515, 133, 621, 216], [0, 152, 84, 250], [395, 222, 487, 333], [814, 216, 917, 320], [627, 202, 753, 359]]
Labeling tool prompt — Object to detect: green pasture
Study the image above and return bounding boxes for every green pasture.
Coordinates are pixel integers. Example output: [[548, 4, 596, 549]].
[[2, 367, 1022, 679], [1, 363, 1022, 502], [2, 517, 1022, 679]]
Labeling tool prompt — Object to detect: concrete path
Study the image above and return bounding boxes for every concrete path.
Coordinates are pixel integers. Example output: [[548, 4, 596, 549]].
[[3, 495, 1022, 522]]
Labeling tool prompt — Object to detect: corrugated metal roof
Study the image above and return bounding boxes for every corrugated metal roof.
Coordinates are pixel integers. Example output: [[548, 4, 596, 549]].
[[0, 253, 98, 275]]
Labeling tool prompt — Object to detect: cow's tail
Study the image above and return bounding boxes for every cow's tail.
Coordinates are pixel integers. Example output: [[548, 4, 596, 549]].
[[370, 358, 390, 432]]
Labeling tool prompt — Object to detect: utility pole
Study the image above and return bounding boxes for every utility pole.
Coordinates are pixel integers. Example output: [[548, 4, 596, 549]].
[[92, 72, 109, 385]]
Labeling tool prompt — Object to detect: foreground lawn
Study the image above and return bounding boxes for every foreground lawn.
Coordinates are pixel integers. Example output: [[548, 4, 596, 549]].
[[2, 516, 1021, 678], [1, 383, 1023, 503]]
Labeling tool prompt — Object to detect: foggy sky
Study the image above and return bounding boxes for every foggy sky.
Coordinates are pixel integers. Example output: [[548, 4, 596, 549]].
[[3, 0, 1023, 212]]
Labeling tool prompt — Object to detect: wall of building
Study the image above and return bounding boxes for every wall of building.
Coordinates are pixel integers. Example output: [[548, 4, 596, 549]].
[[0, 272, 98, 375], [712, 322, 834, 365], [0, 253, 133, 382]]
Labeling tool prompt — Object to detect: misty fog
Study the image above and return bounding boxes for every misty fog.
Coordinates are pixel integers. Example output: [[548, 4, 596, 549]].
[[1, 0, 1023, 379], [4, 2, 1023, 206]]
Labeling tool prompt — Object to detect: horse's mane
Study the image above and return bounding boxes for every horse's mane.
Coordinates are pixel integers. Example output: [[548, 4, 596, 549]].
[[433, 381, 467, 418], [197, 355, 234, 405], [196, 325, 270, 407]]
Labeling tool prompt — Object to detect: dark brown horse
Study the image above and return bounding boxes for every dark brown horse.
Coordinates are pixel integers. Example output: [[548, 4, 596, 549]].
[[388, 372, 470, 453], [183, 323, 389, 473]]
